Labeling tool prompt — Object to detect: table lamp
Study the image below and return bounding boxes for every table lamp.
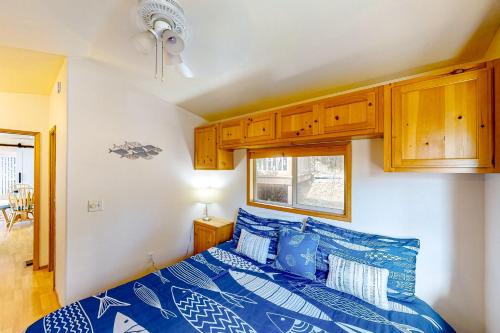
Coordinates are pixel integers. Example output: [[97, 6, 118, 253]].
[[198, 187, 215, 221]]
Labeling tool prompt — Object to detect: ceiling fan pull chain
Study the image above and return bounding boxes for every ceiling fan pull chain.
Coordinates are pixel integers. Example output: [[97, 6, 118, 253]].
[[154, 38, 158, 79], [161, 40, 165, 81]]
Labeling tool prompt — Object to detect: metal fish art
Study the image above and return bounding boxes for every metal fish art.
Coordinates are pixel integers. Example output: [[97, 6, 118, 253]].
[[168, 261, 255, 308], [267, 313, 328, 333], [109, 141, 162, 160], [92, 291, 130, 319], [229, 270, 331, 321], [153, 270, 170, 284], [133, 282, 176, 319], [207, 247, 278, 280], [191, 253, 225, 274], [296, 284, 423, 333], [171, 286, 257, 333], [113, 312, 149, 333]]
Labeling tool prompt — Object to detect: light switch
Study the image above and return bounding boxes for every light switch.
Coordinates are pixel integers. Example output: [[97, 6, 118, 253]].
[[88, 200, 104, 212]]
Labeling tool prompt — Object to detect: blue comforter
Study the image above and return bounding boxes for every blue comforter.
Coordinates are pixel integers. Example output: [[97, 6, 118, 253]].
[[26, 242, 454, 333]]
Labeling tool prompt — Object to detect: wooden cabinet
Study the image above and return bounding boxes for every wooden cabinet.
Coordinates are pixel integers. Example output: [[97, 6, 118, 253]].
[[244, 113, 275, 143], [276, 103, 319, 139], [193, 218, 234, 254], [318, 89, 378, 135], [386, 67, 494, 172], [219, 119, 244, 147], [194, 125, 233, 170]]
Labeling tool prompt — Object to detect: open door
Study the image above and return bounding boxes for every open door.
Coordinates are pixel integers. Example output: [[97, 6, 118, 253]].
[[49, 127, 56, 283]]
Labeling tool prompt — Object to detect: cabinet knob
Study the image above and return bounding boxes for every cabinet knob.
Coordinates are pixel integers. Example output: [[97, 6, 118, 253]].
[[308, 125, 312, 128], [481, 124, 485, 128], [425, 142, 429, 146], [335, 116, 339, 120], [314, 119, 318, 123], [296, 132, 300, 136], [262, 128, 266, 132], [457, 115, 463, 120], [368, 102, 373, 107]]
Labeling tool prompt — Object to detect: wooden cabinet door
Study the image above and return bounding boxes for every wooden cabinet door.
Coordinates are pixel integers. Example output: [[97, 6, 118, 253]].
[[318, 90, 377, 135], [391, 69, 493, 168], [194, 225, 216, 254], [194, 126, 217, 169], [276, 103, 319, 139], [244, 113, 275, 143], [219, 119, 244, 147]]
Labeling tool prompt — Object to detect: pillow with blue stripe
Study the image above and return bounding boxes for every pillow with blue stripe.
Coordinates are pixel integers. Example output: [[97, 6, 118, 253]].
[[305, 217, 420, 302], [232, 208, 304, 263], [274, 227, 320, 280], [236, 229, 271, 264]]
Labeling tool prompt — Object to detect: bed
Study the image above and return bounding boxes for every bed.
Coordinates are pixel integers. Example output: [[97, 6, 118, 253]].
[[26, 241, 454, 333]]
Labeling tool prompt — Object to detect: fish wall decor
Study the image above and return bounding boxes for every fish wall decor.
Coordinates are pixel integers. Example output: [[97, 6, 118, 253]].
[[109, 141, 162, 160]]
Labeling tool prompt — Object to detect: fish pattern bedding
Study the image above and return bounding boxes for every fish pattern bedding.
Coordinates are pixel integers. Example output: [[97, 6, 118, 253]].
[[26, 242, 454, 333]]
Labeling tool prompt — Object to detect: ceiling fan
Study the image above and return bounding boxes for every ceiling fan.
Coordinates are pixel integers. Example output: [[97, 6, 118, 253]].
[[133, 0, 193, 79]]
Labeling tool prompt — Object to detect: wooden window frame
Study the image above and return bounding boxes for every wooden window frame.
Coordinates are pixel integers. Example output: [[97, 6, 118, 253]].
[[247, 142, 352, 222]]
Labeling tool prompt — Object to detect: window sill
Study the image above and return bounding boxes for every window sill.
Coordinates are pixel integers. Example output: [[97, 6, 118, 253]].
[[247, 200, 352, 223]]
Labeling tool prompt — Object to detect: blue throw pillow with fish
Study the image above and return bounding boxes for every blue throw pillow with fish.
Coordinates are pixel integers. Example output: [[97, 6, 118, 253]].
[[274, 227, 320, 280], [305, 217, 420, 302], [232, 208, 304, 263]]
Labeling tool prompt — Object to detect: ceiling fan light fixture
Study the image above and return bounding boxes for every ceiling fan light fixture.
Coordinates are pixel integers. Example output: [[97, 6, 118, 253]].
[[135, 0, 191, 79], [162, 29, 184, 55]]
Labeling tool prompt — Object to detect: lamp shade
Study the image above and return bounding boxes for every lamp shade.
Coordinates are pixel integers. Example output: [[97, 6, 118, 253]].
[[198, 187, 215, 204]]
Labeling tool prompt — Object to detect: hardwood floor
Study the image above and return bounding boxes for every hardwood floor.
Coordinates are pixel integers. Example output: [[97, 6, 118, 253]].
[[0, 219, 60, 333]]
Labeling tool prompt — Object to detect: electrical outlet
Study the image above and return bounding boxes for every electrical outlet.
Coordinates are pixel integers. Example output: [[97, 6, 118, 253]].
[[88, 200, 104, 212]]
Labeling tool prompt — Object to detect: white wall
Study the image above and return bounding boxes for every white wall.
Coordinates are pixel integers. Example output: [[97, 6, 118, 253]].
[[485, 175, 500, 333], [49, 60, 68, 303], [200, 140, 485, 333], [484, 27, 500, 333], [64, 57, 205, 303], [0, 92, 50, 266]]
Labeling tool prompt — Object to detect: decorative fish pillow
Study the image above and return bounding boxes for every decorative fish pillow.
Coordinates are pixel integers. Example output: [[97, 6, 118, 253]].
[[232, 208, 304, 263], [305, 217, 420, 302], [274, 227, 320, 280], [236, 229, 271, 264], [326, 254, 390, 310]]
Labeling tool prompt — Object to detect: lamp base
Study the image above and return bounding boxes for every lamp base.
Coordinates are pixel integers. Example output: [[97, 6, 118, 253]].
[[202, 216, 212, 221]]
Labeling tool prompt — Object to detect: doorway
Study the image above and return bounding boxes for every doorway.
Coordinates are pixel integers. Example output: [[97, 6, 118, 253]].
[[0, 129, 40, 269]]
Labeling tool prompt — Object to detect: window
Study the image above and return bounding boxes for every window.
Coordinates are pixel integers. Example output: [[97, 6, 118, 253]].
[[248, 143, 351, 221]]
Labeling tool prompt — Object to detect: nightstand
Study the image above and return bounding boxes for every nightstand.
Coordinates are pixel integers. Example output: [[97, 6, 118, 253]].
[[193, 217, 234, 254]]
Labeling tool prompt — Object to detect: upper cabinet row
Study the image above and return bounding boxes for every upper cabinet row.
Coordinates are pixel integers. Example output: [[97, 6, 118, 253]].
[[218, 87, 383, 148], [195, 59, 500, 173]]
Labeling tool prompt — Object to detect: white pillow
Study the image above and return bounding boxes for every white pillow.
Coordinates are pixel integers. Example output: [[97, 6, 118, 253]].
[[236, 229, 271, 264], [326, 254, 390, 310]]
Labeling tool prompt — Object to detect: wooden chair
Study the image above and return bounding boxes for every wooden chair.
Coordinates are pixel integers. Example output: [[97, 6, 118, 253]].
[[7, 184, 34, 231]]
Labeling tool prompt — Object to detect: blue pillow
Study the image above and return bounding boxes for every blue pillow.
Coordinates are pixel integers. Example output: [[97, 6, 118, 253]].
[[305, 217, 420, 302], [232, 208, 304, 263], [274, 227, 320, 280]]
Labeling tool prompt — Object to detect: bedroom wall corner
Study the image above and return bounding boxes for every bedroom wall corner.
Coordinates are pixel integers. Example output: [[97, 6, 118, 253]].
[[64, 57, 206, 303]]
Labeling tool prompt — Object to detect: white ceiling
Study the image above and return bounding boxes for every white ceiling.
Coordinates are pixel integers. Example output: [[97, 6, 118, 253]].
[[0, 0, 499, 120]]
